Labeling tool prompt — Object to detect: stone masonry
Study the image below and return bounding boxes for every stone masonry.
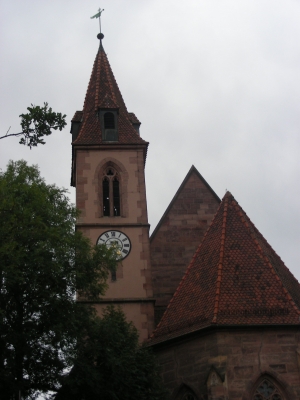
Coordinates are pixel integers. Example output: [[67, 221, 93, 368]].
[[154, 327, 300, 399], [150, 166, 220, 325]]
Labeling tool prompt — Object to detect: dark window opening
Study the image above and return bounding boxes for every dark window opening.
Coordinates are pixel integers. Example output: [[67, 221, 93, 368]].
[[113, 178, 120, 216], [103, 178, 110, 216], [111, 270, 117, 282], [104, 112, 115, 129], [102, 168, 121, 217]]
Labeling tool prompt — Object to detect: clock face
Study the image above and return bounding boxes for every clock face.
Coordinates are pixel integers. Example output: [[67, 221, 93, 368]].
[[97, 230, 131, 260]]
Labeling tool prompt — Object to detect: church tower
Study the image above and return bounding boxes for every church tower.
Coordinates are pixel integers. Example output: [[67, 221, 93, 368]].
[[70, 33, 154, 341]]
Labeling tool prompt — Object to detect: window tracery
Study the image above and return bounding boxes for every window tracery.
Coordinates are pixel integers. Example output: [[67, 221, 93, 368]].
[[253, 378, 283, 400]]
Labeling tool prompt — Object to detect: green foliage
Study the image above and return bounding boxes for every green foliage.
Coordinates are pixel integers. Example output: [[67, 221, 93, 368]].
[[56, 306, 168, 400], [1, 103, 66, 148], [19, 103, 66, 148], [0, 160, 117, 399]]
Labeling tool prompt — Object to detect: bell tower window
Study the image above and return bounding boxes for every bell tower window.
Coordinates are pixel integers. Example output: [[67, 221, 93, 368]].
[[100, 110, 118, 142], [104, 112, 115, 129], [102, 168, 121, 217], [103, 177, 110, 216], [113, 178, 120, 216]]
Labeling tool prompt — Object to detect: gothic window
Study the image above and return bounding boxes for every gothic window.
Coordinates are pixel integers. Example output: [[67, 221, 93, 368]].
[[253, 378, 283, 400], [102, 168, 121, 217], [175, 384, 198, 400]]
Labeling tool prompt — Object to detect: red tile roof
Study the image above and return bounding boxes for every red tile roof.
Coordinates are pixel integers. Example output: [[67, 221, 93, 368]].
[[150, 192, 300, 344], [128, 112, 141, 125], [71, 111, 83, 123], [73, 43, 147, 146]]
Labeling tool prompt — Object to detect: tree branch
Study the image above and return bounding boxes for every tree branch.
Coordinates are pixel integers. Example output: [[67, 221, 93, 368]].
[[0, 131, 24, 140], [1, 103, 67, 148]]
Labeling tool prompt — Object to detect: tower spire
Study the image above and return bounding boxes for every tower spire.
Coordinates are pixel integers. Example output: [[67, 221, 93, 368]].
[[70, 25, 153, 341]]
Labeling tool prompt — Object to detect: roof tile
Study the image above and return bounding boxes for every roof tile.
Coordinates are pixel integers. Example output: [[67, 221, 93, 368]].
[[150, 192, 300, 344], [73, 44, 147, 146]]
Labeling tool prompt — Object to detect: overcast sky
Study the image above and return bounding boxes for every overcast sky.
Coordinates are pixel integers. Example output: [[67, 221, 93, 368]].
[[1, 0, 299, 282]]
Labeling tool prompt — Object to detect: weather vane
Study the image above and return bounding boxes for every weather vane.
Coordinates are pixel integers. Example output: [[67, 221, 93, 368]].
[[91, 8, 104, 34]]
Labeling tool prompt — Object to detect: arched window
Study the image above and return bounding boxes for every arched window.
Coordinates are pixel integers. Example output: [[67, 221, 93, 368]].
[[104, 112, 115, 129], [102, 168, 121, 217], [253, 378, 284, 400], [101, 111, 118, 141], [174, 384, 198, 400]]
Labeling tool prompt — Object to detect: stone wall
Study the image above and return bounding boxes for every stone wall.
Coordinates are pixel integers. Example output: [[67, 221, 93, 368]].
[[150, 168, 220, 325], [154, 327, 300, 399]]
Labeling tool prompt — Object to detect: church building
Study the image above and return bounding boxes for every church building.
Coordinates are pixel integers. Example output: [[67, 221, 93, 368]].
[[70, 33, 300, 400]]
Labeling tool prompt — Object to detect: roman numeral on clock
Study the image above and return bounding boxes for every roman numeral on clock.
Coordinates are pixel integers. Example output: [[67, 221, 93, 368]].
[[97, 230, 131, 260]]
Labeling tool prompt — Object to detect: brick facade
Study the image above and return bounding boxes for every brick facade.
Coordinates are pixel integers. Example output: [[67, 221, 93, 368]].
[[154, 327, 300, 399]]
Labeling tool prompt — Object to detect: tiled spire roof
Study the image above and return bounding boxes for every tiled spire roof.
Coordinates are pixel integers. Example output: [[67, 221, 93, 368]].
[[151, 192, 300, 344], [73, 41, 147, 145]]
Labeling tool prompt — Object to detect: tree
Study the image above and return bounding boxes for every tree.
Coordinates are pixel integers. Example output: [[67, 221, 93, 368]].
[[0, 103, 66, 148], [55, 306, 169, 400], [0, 160, 117, 399]]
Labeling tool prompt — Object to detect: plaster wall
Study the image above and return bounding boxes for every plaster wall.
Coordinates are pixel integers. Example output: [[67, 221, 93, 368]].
[[76, 147, 148, 224], [75, 146, 154, 339]]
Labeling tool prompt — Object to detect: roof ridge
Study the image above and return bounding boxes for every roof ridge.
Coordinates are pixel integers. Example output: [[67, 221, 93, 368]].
[[94, 51, 101, 110], [103, 49, 118, 107], [83, 56, 97, 114], [212, 194, 229, 323], [232, 198, 300, 316]]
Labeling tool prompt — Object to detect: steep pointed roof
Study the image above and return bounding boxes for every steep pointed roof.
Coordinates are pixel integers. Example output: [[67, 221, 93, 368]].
[[73, 40, 147, 146], [151, 192, 300, 344]]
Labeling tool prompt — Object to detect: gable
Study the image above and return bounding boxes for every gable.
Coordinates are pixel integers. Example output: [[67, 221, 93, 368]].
[[150, 165, 220, 325]]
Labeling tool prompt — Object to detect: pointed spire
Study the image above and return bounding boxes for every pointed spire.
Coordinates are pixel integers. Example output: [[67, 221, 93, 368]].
[[150, 192, 300, 344], [72, 35, 147, 146]]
